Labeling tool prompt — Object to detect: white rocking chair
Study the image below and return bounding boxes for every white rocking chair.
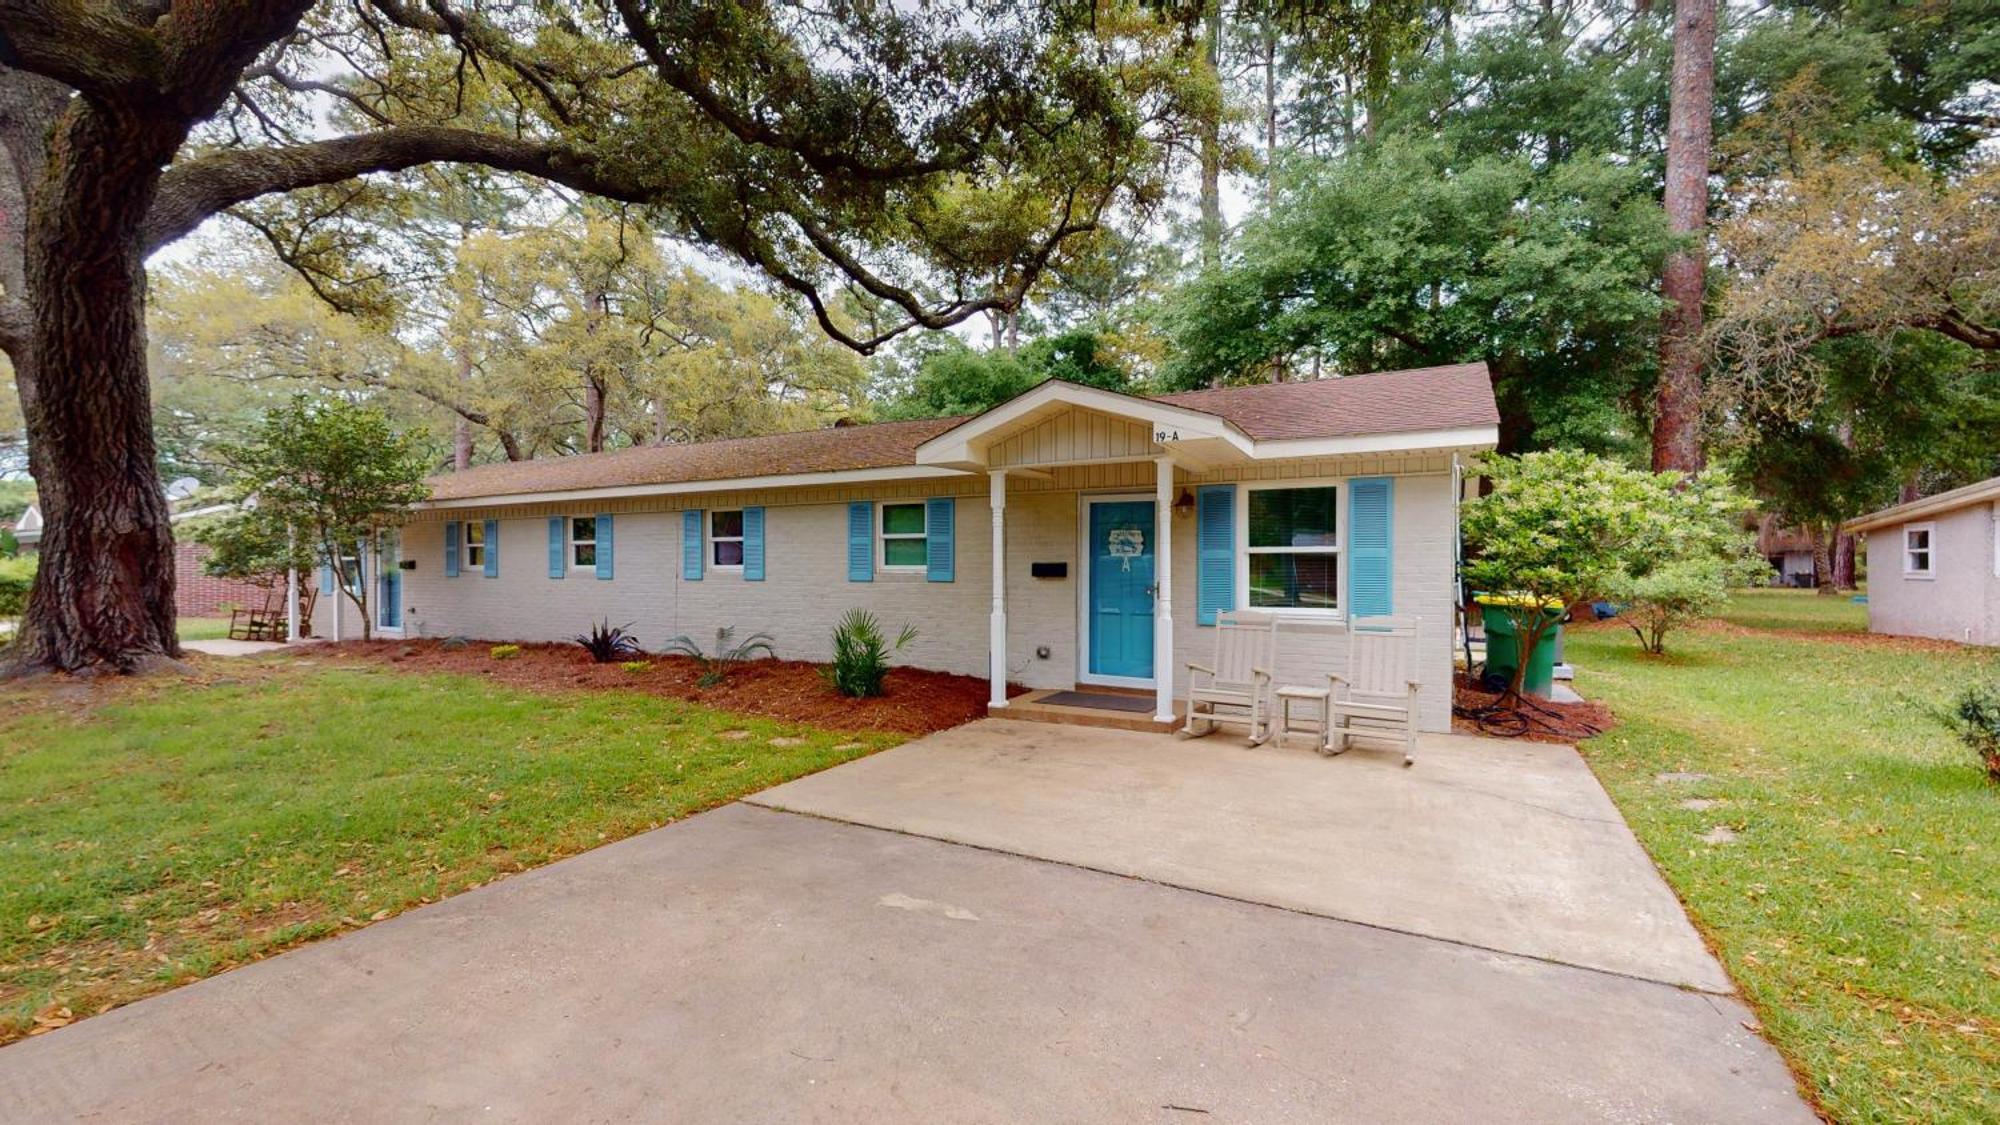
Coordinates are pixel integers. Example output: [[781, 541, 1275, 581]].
[[1327, 616, 1422, 766], [1180, 610, 1278, 744]]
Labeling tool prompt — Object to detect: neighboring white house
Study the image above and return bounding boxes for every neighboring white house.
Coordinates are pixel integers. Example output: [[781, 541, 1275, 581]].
[[1844, 476, 2000, 646], [312, 366, 1500, 731], [10, 502, 41, 553]]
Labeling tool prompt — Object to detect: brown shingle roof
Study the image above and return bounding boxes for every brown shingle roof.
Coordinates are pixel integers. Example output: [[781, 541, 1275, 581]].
[[427, 416, 967, 501], [1156, 363, 1497, 440], [426, 362, 1496, 501]]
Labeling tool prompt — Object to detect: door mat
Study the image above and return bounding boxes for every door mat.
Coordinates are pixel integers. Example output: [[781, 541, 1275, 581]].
[[1036, 691, 1157, 713]]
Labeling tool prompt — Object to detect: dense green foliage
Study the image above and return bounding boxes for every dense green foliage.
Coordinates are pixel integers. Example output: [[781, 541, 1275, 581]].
[[209, 398, 433, 640], [0, 482, 33, 525], [878, 329, 1137, 419], [1463, 452, 1760, 686], [1162, 135, 1669, 452], [0, 555, 34, 619]]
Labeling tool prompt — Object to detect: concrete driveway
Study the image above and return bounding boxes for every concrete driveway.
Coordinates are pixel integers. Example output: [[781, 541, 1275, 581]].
[[0, 725, 1812, 1123], [750, 719, 1729, 992]]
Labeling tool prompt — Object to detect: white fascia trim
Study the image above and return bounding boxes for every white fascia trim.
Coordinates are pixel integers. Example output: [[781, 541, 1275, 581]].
[[915, 381, 1253, 464], [1250, 426, 1500, 460], [418, 464, 975, 511]]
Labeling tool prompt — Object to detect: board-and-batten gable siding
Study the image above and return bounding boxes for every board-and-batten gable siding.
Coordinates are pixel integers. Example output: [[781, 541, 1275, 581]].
[[986, 410, 1158, 469]]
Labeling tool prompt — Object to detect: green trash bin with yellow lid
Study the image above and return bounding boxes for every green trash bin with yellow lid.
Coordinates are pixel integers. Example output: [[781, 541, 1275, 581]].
[[1475, 594, 1565, 699]]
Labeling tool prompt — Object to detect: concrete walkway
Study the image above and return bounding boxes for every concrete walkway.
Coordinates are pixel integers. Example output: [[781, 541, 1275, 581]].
[[181, 637, 293, 656], [750, 719, 1731, 992], [0, 804, 1810, 1123]]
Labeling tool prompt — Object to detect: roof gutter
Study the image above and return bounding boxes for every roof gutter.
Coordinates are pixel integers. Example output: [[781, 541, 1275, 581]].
[[418, 463, 977, 511], [1842, 477, 2000, 535]]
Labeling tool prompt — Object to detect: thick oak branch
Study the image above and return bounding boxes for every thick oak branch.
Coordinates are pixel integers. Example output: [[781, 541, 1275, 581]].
[[144, 126, 646, 252]]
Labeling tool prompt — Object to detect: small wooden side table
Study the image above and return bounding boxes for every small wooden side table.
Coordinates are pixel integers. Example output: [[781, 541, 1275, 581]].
[[1273, 684, 1331, 751]]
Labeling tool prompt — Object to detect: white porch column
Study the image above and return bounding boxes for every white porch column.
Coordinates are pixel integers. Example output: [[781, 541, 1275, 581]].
[[988, 469, 1008, 709], [285, 525, 301, 642], [1153, 455, 1175, 722]]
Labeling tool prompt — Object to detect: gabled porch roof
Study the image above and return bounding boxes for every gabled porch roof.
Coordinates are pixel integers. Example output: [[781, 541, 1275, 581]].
[[914, 380, 1256, 472]]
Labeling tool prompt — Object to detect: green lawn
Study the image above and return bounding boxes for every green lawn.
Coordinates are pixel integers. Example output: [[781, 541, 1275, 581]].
[[175, 616, 232, 642], [1570, 589, 1999, 1123], [0, 662, 899, 1043]]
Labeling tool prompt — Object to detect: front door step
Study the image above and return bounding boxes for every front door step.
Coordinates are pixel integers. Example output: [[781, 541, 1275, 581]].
[[1002, 688, 1179, 733]]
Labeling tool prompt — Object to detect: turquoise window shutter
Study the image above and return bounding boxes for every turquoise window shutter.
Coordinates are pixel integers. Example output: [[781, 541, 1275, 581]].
[[1347, 477, 1394, 617], [444, 521, 460, 577], [1196, 485, 1236, 625], [682, 510, 703, 581], [596, 514, 614, 580], [925, 497, 954, 582], [742, 507, 765, 581], [482, 519, 499, 578], [847, 502, 873, 582], [547, 517, 565, 579], [319, 560, 334, 595]]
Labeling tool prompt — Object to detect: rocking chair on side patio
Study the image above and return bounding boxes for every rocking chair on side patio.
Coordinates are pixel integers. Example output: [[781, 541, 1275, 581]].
[[1179, 611, 1279, 744], [227, 586, 285, 642], [1327, 616, 1422, 766]]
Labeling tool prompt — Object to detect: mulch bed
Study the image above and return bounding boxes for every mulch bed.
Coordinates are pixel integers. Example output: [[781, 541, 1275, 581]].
[[1451, 671, 1616, 744], [319, 639, 1023, 735]]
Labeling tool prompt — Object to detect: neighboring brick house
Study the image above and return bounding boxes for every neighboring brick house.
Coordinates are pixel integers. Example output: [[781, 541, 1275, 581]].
[[312, 367, 1501, 731], [173, 540, 285, 618]]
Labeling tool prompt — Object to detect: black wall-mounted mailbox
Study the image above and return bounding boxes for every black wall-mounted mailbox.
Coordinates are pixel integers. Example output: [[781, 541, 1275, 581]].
[[1030, 561, 1068, 579], [399, 559, 418, 570]]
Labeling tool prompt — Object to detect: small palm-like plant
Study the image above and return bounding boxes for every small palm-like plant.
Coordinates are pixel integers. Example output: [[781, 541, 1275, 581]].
[[662, 625, 776, 687], [574, 620, 643, 663], [823, 608, 917, 698], [1935, 684, 2000, 783]]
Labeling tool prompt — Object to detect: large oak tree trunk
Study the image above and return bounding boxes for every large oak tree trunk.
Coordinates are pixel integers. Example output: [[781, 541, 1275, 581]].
[[11, 106, 182, 674], [1651, 0, 1716, 473], [1197, 0, 1223, 271]]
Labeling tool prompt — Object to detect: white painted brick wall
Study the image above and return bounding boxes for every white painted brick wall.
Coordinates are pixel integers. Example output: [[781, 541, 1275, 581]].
[[321, 463, 1463, 729]]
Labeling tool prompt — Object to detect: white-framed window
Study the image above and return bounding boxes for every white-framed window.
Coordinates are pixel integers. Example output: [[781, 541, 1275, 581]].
[[710, 509, 745, 569], [463, 520, 486, 570], [1903, 522, 1934, 578], [569, 516, 597, 570], [338, 543, 364, 597], [1240, 481, 1342, 614], [879, 501, 928, 571]]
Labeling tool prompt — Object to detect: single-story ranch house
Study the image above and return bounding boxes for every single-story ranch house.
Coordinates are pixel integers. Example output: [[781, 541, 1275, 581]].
[[1844, 475, 2000, 646], [311, 365, 1500, 730]]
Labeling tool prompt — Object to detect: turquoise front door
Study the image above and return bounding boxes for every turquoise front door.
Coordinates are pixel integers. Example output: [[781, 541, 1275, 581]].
[[376, 531, 402, 631], [1088, 500, 1156, 680]]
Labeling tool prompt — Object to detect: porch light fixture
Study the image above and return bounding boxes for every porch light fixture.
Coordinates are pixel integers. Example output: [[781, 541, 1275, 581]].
[[1173, 489, 1195, 519]]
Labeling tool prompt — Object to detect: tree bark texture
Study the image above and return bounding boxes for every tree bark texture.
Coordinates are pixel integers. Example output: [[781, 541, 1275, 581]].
[[12, 102, 184, 673], [1198, 0, 1223, 270], [1832, 532, 1856, 590], [1651, 0, 1716, 473]]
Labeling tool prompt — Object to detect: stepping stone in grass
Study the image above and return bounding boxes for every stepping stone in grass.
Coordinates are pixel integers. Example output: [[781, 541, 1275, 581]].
[[1701, 825, 1739, 845], [717, 729, 751, 741], [833, 742, 866, 752], [1654, 771, 1711, 784], [768, 736, 807, 747], [1679, 797, 1722, 811]]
